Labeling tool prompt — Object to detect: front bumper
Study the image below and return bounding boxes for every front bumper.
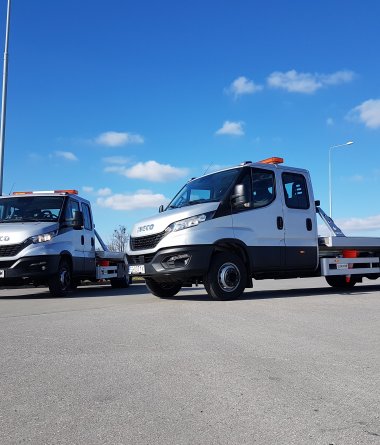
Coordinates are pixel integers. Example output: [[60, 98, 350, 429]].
[[127, 245, 213, 281], [0, 255, 60, 285]]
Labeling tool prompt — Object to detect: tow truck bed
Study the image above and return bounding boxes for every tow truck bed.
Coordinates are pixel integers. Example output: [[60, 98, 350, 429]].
[[319, 236, 380, 250]]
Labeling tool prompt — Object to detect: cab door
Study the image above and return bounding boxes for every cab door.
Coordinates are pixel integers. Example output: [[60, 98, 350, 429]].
[[232, 167, 285, 272], [81, 202, 96, 275], [281, 171, 318, 271], [62, 198, 85, 274]]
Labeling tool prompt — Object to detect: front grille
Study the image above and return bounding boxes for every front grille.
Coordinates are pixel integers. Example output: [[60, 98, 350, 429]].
[[0, 241, 30, 258], [0, 260, 16, 268], [128, 254, 155, 264], [130, 231, 167, 251]]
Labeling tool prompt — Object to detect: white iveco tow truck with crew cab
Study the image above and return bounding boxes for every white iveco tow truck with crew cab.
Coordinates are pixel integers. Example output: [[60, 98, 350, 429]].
[[127, 157, 380, 300], [0, 190, 129, 297]]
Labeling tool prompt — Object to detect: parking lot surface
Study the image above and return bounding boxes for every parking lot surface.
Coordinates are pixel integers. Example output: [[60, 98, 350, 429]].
[[1, 277, 379, 444]]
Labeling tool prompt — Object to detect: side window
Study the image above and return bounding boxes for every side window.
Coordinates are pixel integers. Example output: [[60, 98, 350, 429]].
[[252, 169, 275, 209], [282, 172, 310, 209], [64, 199, 80, 220], [82, 203, 93, 230]]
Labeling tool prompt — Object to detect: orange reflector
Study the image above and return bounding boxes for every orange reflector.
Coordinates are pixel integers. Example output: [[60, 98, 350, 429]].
[[258, 157, 284, 164]]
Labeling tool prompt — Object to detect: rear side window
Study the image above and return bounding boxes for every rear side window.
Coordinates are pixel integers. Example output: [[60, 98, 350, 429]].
[[282, 172, 310, 209]]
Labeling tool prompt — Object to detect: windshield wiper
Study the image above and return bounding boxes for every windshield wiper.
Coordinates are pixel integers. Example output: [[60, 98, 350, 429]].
[[188, 199, 219, 206]]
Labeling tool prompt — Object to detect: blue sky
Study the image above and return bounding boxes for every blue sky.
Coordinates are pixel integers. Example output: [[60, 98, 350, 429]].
[[2, 0, 380, 239]]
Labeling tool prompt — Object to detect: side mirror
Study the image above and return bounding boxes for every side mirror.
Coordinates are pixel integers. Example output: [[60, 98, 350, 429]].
[[72, 210, 84, 230], [315, 200, 321, 207], [231, 184, 246, 208], [158, 205, 164, 213]]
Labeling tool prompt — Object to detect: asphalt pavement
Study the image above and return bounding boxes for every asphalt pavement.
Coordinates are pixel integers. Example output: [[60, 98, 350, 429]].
[[0, 278, 379, 445]]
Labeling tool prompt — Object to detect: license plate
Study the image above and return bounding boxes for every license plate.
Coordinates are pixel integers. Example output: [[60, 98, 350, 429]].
[[337, 263, 349, 270], [129, 265, 145, 274], [0, 269, 4, 278]]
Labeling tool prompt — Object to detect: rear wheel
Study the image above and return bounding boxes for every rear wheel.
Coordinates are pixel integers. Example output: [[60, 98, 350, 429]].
[[110, 275, 130, 288], [204, 252, 246, 300], [48, 259, 72, 297], [145, 278, 182, 298], [325, 275, 356, 289]]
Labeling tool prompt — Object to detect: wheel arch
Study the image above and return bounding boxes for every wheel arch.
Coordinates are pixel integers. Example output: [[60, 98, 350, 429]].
[[211, 238, 252, 288]]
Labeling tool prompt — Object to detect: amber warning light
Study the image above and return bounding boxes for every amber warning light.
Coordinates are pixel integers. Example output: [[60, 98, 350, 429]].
[[258, 157, 284, 165]]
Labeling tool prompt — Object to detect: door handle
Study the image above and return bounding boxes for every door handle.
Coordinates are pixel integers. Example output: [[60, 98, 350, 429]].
[[81, 235, 84, 245], [277, 216, 284, 230], [306, 218, 312, 231]]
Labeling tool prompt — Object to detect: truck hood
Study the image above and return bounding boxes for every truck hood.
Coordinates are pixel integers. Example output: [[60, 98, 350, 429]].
[[131, 202, 220, 237], [0, 222, 59, 244]]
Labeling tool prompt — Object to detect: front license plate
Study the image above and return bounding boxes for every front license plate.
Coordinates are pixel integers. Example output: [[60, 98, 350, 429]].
[[0, 269, 4, 278], [129, 265, 145, 274], [337, 263, 349, 270]]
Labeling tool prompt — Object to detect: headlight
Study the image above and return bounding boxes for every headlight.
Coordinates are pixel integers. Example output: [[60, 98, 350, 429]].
[[31, 230, 57, 244], [167, 212, 213, 233]]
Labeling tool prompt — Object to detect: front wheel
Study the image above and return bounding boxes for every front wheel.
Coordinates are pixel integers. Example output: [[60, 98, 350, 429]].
[[204, 252, 247, 300], [325, 275, 356, 289], [48, 259, 72, 297], [145, 278, 182, 298]]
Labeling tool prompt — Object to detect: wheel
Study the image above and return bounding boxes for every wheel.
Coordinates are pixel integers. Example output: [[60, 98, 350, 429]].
[[71, 278, 81, 290], [48, 259, 72, 297], [145, 278, 182, 298], [325, 275, 356, 289], [110, 275, 130, 289], [204, 252, 246, 300]]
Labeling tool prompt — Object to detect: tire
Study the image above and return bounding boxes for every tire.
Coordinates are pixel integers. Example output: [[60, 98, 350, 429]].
[[110, 275, 130, 289], [325, 275, 356, 289], [145, 278, 182, 298], [204, 252, 246, 300], [48, 259, 72, 297]]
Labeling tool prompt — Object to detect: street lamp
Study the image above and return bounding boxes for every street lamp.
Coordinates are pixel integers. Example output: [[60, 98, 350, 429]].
[[0, 0, 11, 196], [328, 141, 354, 217]]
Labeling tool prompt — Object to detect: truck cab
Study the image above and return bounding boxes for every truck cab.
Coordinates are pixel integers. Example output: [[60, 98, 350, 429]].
[[127, 158, 322, 299], [0, 190, 129, 296]]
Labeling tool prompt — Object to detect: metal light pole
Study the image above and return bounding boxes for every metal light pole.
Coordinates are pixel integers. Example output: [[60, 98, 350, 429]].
[[0, 0, 11, 196], [328, 141, 354, 217]]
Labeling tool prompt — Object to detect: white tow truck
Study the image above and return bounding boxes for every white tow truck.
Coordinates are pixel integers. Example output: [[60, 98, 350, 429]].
[[127, 157, 380, 300], [0, 189, 130, 297]]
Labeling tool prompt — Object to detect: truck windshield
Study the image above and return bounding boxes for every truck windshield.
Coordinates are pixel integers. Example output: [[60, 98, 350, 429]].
[[167, 168, 240, 209], [0, 196, 65, 222]]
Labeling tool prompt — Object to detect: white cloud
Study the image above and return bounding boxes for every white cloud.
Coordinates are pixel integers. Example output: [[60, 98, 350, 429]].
[[55, 151, 78, 161], [348, 174, 364, 183], [102, 156, 130, 165], [326, 117, 334, 126], [105, 160, 189, 182], [267, 69, 355, 94], [216, 120, 245, 136], [348, 99, 380, 129], [337, 215, 380, 232], [97, 187, 112, 196], [97, 190, 169, 211], [95, 131, 144, 147], [82, 186, 94, 193], [225, 76, 263, 98]]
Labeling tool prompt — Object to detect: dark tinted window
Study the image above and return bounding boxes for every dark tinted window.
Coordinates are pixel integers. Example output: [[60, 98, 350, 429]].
[[64, 199, 80, 220], [252, 169, 275, 208], [82, 203, 93, 230], [282, 172, 310, 209]]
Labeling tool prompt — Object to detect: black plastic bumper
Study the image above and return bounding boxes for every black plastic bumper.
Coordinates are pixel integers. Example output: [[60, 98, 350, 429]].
[[0, 255, 60, 285], [128, 245, 214, 281]]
